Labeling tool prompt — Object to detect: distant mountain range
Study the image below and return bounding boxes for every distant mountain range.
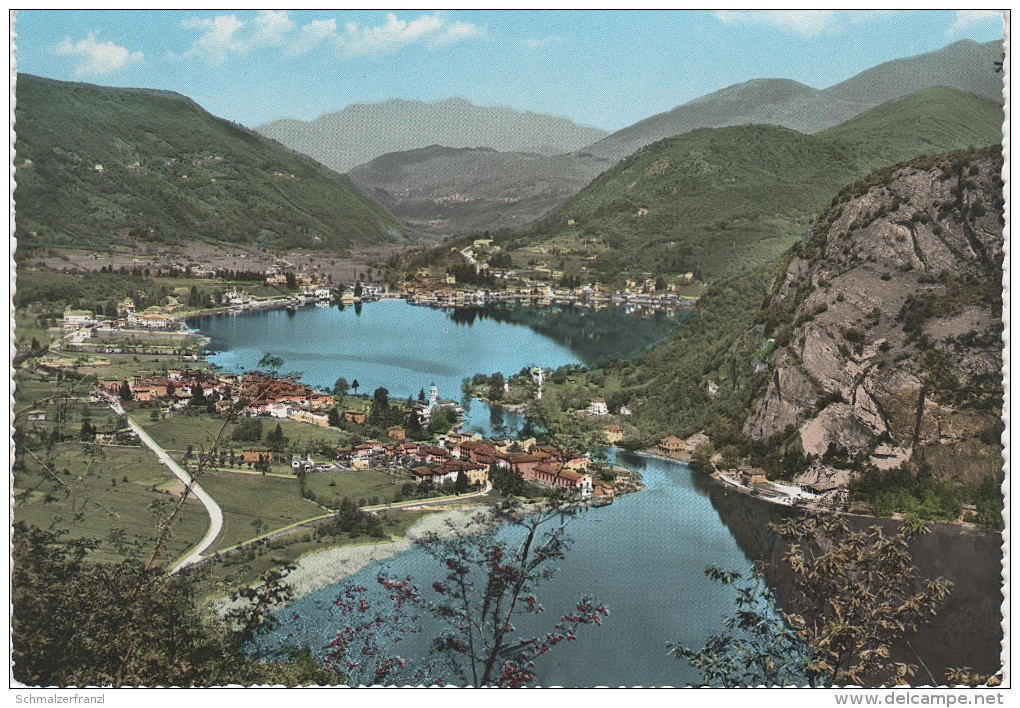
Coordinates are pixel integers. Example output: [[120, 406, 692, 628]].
[[256, 98, 608, 174], [13, 75, 404, 253], [586, 39, 1003, 162], [345, 39, 1004, 236], [348, 146, 611, 236]]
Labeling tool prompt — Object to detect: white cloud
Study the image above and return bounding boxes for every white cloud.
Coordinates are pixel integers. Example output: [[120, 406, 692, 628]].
[[947, 10, 1002, 37], [521, 35, 567, 49], [429, 20, 484, 48], [289, 18, 338, 56], [174, 11, 298, 64], [175, 14, 245, 64], [250, 10, 295, 48], [713, 10, 891, 38], [174, 10, 484, 63], [54, 32, 143, 76]]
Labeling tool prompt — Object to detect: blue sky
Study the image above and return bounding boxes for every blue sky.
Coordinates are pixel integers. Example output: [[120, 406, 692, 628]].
[[13, 9, 1005, 132]]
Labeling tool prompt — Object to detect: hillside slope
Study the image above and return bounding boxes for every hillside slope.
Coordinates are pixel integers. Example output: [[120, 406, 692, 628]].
[[498, 88, 1003, 281], [745, 149, 1004, 492], [13, 75, 404, 252], [587, 39, 1003, 163], [341, 40, 1001, 238], [348, 145, 611, 235], [256, 98, 607, 174]]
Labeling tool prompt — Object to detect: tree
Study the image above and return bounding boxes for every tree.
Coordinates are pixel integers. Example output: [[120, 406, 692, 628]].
[[673, 515, 952, 687], [333, 377, 349, 398], [328, 408, 341, 428], [266, 424, 288, 453], [119, 381, 133, 402], [257, 353, 284, 375], [453, 469, 470, 494], [11, 524, 335, 686], [418, 387, 426, 403], [285, 272, 297, 290], [428, 408, 451, 435], [351, 379, 360, 396], [486, 372, 505, 401], [670, 563, 813, 687], [316, 500, 608, 686]]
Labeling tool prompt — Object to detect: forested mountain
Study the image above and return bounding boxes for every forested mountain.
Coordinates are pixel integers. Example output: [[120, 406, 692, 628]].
[[497, 88, 1003, 281], [14, 75, 404, 252], [586, 39, 1003, 162], [347, 39, 1002, 237]]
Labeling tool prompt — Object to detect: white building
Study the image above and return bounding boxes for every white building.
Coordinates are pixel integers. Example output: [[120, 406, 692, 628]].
[[588, 399, 609, 416], [63, 310, 96, 331]]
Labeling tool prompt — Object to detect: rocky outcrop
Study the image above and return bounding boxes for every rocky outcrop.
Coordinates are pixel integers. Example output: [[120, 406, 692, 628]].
[[745, 150, 1004, 486]]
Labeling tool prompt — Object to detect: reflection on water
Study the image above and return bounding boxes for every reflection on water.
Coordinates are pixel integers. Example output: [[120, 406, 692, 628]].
[[191, 300, 684, 401], [446, 303, 691, 366], [257, 451, 773, 686]]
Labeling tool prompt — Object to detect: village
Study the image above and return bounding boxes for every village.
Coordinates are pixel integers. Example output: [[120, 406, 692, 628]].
[[89, 367, 613, 502]]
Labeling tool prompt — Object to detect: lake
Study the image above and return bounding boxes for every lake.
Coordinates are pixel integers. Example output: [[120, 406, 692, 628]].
[[254, 451, 793, 686], [191, 300, 687, 437], [193, 299, 1003, 685]]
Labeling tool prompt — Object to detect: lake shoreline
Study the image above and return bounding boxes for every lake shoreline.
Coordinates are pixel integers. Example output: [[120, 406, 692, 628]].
[[638, 447, 1001, 540]]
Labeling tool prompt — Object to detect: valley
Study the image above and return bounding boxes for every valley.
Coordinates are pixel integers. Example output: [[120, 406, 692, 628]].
[[10, 14, 1007, 690]]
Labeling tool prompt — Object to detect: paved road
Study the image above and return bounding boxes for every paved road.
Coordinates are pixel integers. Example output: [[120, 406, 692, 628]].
[[109, 399, 223, 573]]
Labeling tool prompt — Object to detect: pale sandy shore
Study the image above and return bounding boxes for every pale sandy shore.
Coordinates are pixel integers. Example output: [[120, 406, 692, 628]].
[[212, 507, 488, 616], [283, 507, 488, 601]]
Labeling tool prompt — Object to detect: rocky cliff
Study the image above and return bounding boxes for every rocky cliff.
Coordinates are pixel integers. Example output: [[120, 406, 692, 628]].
[[745, 149, 1004, 489]]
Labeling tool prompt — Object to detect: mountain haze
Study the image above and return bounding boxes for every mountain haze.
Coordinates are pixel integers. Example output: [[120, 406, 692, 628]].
[[256, 98, 608, 174], [14, 75, 403, 252], [348, 145, 611, 236], [348, 39, 1003, 236], [586, 39, 1003, 162]]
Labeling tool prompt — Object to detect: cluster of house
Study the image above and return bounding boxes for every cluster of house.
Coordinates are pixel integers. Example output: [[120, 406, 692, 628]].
[[403, 243, 698, 312], [331, 434, 598, 498], [63, 298, 181, 335], [656, 432, 709, 457], [239, 372, 338, 426], [97, 370, 228, 405]]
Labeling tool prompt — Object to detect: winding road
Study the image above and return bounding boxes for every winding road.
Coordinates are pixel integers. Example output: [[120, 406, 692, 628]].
[[109, 399, 223, 573], [109, 395, 494, 572]]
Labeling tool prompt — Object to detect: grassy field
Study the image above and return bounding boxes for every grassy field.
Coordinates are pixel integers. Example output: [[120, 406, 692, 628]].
[[196, 472, 324, 553], [139, 413, 356, 454], [303, 469, 409, 507], [14, 442, 210, 567], [138, 414, 233, 453], [191, 509, 426, 604]]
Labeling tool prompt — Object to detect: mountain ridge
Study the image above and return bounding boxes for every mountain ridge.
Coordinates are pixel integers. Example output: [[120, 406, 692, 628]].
[[496, 87, 1003, 282], [13, 74, 404, 252], [345, 39, 1002, 236], [256, 98, 609, 174]]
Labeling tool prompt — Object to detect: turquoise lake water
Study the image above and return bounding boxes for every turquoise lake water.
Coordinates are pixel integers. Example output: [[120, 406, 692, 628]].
[[254, 451, 790, 687], [191, 299, 684, 438], [190, 299, 1000, 685]]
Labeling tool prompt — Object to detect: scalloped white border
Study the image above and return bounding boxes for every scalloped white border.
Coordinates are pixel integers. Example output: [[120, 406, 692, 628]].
[[5, 8, 1012, 694], [999, 8, 1011, 689]]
